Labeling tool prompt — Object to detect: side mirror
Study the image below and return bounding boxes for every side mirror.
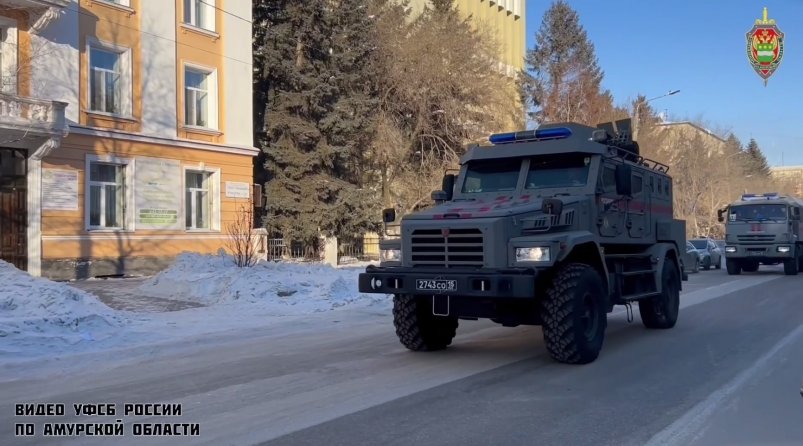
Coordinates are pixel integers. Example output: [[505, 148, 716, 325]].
[[615, 164, 632, 196], [431, 190, 448, 203], [717, 208, 726, 223], [382, 208, 396, 223], [541, 198, 563, 215], [441, 174, 455, 201]]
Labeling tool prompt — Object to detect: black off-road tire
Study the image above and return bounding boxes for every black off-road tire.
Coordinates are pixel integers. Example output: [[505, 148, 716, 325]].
[[784, 252, 798, 276], [392, 294, 459, 351], [639, 259, 680, 329], [726, 259, 741, 275], [742, 260, 759, 273], [540, 263, 607, 365]]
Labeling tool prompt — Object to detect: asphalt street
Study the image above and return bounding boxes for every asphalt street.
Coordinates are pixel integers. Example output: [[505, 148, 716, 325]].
[[2, 266, 802, 446]]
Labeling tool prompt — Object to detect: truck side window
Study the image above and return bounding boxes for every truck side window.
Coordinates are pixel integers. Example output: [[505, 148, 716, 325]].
[[632, 173, 643, 195], [602, 166, 616, 192]]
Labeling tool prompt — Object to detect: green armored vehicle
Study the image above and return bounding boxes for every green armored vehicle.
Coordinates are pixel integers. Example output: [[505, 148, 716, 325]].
[[358, 120, 687, 364], [718, 193, 803, 275]]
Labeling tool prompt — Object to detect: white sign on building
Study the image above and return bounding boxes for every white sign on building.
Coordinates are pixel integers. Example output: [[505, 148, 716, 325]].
[[225, 181, 250, 198], [42, 169, 79, 210], [135, 157, 182, 230]]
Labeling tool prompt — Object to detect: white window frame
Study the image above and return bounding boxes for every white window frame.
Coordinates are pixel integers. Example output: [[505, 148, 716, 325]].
[[0, 16, 18, 94], [183, 62, 218, 130], [97, 0, 131, 6], [184, 0, 216, 32], [86, 39, 133, 118], [85, 155, 135, 232], [182, 164, 221, 232]]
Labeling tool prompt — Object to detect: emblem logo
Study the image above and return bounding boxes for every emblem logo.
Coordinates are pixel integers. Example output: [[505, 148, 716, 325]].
[[441, 228, 450, 237], [746, 7, 784, 86]]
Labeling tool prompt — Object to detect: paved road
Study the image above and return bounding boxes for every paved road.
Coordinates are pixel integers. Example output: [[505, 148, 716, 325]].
[[2, 268, 802, 446]]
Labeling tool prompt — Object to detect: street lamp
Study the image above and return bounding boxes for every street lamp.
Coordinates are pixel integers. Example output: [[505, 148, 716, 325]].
[[633, 89, 680, 142]]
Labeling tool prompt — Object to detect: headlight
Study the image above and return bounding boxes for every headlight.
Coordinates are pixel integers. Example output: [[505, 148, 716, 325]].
[[725, 246, 736, 253], [380, 249, 401, 262], [516, 247, 550, 262], [777, 246, 791, 253]]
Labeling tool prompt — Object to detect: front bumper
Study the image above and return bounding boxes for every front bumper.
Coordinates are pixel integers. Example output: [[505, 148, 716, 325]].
[[724, 245, 794, 259], [358, 265, 537, 299]]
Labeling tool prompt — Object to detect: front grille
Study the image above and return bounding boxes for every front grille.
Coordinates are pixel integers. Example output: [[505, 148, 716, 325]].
[[737, 234, 776, 242], [410, 228, 484, 267]]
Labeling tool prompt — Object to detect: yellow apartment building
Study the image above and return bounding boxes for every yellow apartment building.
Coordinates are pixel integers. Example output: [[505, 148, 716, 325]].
[[0, 0, 256, 279]]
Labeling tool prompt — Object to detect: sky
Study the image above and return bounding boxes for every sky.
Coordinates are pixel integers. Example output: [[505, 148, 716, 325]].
[[525, 0, 803, 167]]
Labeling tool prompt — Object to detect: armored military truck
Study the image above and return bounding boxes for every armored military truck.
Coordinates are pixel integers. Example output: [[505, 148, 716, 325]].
[[359, 119, 687, 365], [717, 193, 803, 275]]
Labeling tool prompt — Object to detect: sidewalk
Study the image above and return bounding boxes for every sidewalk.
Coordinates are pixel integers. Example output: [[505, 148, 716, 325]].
[[67, 277, 205, 313]]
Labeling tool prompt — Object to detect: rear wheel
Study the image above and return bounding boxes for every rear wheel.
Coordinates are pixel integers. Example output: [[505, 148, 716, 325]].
[[702, 256, 711, 271], [692, 258, 700, 273], [715, 255, 722, 269], [540, 263, 607, 365], [726, 259, 742, 275], [639, 259, 680, 329], [393, 294, 459, 351]]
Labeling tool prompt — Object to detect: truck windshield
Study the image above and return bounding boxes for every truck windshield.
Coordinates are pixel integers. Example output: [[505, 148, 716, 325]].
[[461, 158, 522, 193], [729, 204, 787, 222], [525, 154, 591, 189]]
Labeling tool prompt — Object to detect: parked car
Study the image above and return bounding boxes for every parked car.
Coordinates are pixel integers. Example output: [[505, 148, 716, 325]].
[[689, 237, 723, 270], [683, 241, 701, 274]]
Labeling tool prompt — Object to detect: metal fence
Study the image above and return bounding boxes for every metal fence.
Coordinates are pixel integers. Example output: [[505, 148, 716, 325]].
[[265, 235, 380, 265]]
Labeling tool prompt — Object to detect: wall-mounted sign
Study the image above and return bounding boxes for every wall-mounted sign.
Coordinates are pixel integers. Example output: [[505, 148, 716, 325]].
[[225, 181, 250, 199], [135, 157, 182, 229], [42, 169, 79, 210]]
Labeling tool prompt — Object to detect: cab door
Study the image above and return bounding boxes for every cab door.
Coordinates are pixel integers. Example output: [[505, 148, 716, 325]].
[[597, 162, 625, 237]]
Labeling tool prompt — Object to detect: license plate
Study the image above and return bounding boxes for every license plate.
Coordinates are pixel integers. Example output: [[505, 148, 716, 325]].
[[416, 279, 457, 292], [748, 251, 764, 256]]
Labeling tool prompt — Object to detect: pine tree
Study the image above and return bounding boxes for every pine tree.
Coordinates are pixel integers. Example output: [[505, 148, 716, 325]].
[[253, 1, 338, 244], [745, 138, 772, 177], [253, 1, 385, 245], [522, 0, 613, 125]]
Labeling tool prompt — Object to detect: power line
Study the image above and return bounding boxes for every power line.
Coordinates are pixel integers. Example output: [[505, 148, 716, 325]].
[[198, 0, 252, 25]]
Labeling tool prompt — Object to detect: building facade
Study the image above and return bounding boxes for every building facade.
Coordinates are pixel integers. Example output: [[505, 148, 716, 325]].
[[0, 0, 256, 279], [407, 0, 525, 75], [770, 165, 803, 195]]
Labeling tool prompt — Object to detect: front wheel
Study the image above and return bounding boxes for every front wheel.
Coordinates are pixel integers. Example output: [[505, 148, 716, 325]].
[[784, 251, 799, 276], [726, 258, 742, 275], [540, 263, 607, 365], [393, 294, 459, 351], [639, 259, 680, 329], [692, 258, 700, 273]]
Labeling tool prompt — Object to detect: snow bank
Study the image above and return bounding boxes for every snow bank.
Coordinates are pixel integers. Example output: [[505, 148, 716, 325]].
[[0, 260, 129, 346], [137, 252, 388, 315]]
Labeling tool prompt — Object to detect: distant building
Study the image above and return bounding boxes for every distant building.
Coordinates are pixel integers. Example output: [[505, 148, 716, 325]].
[[654, 121, 727, 156], [406, 0, 525, 76], [0, 0, 256, 279], [770, 165, 803, 195]]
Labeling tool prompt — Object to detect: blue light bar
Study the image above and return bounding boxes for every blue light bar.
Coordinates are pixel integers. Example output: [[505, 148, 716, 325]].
[[488, 127, 573, 145], [741, 192, 780, 201]]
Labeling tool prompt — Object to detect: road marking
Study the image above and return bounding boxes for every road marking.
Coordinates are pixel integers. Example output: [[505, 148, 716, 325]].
[[645, 322, 803, 446]]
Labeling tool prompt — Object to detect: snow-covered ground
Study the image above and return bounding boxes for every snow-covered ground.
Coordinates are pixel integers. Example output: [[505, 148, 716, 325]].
[[0, 253, 391, 378]]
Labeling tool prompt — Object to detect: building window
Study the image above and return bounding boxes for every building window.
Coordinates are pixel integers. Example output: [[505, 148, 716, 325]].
[[186, 171, 212, 229], [88, 44, 132, 116], [184, 0, 215, 31], [0, 19, 18, 93], [184, 65, 218, 129], [88, 162, 126, 229]]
